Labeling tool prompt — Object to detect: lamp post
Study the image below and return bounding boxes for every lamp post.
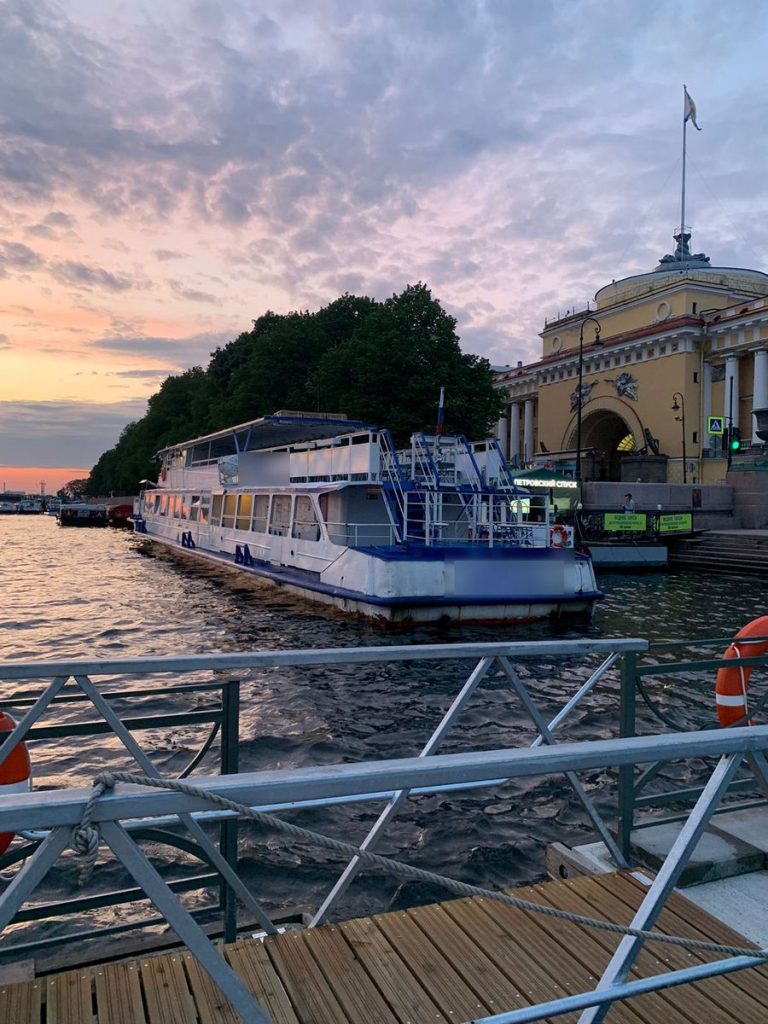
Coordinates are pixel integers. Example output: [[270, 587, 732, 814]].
[[672, 391, 687, 484], [575, 316, 603, 481]]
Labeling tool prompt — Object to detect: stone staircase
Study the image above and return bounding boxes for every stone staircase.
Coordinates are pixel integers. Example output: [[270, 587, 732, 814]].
[[669, 530, 768, 574]]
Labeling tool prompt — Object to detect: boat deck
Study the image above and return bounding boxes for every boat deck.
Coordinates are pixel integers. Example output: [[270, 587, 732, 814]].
[[2, 871, 767, 1023]]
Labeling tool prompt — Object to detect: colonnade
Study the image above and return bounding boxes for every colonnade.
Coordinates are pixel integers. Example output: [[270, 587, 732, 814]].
[[497, 399, 536, 462], [703, 349, 768, 447]]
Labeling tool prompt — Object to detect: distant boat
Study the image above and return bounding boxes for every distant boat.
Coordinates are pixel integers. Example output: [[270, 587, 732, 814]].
[[0, 501, 18, 514], [17, 499, 43, 515], [57, 503, 108, 527], [134, 412, 602, 625], [106, 502, 134, 528]]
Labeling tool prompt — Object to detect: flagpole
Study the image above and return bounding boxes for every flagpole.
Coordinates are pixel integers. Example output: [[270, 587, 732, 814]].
[[681, 83, 687, 240]]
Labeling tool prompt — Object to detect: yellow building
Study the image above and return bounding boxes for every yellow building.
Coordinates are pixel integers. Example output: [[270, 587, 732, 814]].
[[494, 230, 768, 484]]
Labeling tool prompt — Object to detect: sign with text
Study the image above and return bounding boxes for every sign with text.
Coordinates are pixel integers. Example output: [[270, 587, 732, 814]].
[[604, 513, 647, 532], [658, 513, 692, 533]]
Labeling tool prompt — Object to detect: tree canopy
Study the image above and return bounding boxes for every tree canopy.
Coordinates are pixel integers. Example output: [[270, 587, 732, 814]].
[[86, 284, 503, 495]]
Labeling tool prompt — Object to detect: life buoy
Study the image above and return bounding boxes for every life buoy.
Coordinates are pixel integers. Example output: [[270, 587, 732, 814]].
[[715, 615, 768, 727], [550, 524, 568, 548], [0, 713, 31, 855]]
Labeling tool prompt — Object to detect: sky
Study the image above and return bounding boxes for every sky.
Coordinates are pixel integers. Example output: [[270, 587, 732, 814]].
[[2, 0, 768, 493]]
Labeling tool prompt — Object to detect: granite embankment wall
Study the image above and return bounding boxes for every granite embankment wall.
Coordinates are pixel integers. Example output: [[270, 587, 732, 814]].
[[581, 482, 735, 531]]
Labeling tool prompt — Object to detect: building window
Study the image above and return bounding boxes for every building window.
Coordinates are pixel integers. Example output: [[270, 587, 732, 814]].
[[693, 371, 699, 383], [692, 301, 698, 314], [693, 431, 699, 444]]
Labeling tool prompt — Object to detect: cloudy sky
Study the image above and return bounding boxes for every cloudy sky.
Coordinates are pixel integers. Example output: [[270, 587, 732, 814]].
[[1, 0, 767, 492]]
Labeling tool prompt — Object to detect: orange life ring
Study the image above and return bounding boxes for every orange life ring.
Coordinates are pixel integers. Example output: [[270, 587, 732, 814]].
[[550, 524, 568, 548], [0, 713, 31, 855], [715, 615, 768, 727]]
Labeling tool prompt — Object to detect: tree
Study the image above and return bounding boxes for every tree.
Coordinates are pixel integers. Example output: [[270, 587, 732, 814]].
[[58, 478, 89, 500], [80, 285, 503, 493]]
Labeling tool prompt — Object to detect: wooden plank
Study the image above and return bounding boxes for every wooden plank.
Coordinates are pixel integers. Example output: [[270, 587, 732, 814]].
[[406, 902, 529, 1018], [443, 897, 581, 1024], [374, 908, 488, 1022], [225, 940, 300, 1024], [341, 916, 447, 1024], [93, 962, 147, 1024], [182, 952, 240, 1024], [46, 969, 93, 1024], [299, 924, 399, 1024], [265, 929, 350, 1024], [139, 954, 197, 1024], [483, 888, 651, 1024], [0, 979, 41, 1024], [597, 873, 768, 1011], [473, 894, 648, 1024], [530, 878, 715, 1024], [569, 873, 768, 1022]]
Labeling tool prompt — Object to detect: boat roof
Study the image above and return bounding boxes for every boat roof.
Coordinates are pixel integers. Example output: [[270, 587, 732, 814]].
[[157, 412, 378, 456]]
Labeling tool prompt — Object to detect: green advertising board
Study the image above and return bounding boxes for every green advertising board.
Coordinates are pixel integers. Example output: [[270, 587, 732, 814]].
[[658, 513, 692, 533], [604, 513, 647, 532]]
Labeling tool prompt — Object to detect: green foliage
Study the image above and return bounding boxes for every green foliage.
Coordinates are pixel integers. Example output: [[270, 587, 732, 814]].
[[85, 285, 504, 493]]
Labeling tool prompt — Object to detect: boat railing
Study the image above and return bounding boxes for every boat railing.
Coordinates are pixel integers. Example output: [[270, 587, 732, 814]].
[[4, 639, 768, 1021]]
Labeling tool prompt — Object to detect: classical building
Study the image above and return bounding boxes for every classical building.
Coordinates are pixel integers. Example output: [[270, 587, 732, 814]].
[[494, 230, 768, 484]]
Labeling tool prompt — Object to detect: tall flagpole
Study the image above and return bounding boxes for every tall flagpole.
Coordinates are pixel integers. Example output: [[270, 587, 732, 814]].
[[681, 83, 687, 240]]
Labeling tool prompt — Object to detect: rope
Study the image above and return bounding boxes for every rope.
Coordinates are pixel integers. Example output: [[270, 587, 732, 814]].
[[72, 770, 768, 961]]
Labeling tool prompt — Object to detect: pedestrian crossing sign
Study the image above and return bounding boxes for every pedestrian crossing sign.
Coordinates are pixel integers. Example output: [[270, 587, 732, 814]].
[[707, 416, 724, 435]]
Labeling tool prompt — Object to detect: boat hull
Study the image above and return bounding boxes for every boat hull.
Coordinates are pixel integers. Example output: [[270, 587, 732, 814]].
[[136, 529, 601, 626]]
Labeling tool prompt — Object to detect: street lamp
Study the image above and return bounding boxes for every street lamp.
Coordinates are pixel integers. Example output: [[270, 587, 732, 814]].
[[672, 392, 687, 484], [575, 316, 603, 480]]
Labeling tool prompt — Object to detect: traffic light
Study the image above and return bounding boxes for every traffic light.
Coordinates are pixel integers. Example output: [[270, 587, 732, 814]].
[[730, 427, 742, 451]]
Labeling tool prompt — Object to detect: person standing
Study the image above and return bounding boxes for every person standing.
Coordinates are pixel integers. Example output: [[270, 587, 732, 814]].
[[621, 493, 636, 513]]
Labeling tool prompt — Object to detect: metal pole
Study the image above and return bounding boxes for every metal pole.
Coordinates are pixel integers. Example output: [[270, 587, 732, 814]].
[[617, 651, 637, 862], [220, 677, 240, 943], [672, 392, 687, 484]]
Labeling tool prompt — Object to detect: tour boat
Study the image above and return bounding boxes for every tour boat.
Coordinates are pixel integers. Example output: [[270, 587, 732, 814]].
[[133, 412, 602, 624]]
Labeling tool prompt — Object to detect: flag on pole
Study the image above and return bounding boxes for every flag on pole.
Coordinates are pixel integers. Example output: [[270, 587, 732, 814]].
[[435, 387, 445, 436], [684, 87, 701, 130]]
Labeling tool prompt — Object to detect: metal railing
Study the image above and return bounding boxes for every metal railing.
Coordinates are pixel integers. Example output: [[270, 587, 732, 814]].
[[616, 634, 768, 858], [3, 638, 768, 1022]]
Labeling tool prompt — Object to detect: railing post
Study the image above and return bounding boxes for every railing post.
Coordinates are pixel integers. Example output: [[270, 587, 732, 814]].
[[220, 677, 240, 943], [617, 651, 637, 861]]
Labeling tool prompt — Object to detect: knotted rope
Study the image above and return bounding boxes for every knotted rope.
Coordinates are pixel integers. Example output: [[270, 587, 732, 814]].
[[71, 770, 768, 960]]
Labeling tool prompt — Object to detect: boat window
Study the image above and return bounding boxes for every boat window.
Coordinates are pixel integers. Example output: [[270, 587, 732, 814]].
[[292, 496, 320, 541], [211, 494, 223, 525], [172, 495, 183, 519], [198, 498, 210, 525], [237, 493, 253, 530], [222, 494, 237, 529], [269, 495, 291, 536], [159, 494, 169, 516], [152, 494, 161, 514], [189, 496, 199, 522], [251, 495, 269, 532], [180, 496, 191, 520]]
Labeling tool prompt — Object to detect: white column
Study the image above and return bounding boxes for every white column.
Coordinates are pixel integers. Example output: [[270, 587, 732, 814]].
[[509, 403, 521, 462], [701, 362, 712, 452], [725, 354, 740, 441], [752, 349, 768, 443], [496, 407, 509, 458], [523, 399, 535, 462]]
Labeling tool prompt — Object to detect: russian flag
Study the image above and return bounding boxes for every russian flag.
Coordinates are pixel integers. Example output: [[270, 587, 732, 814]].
[[435, 387, 445, 436]]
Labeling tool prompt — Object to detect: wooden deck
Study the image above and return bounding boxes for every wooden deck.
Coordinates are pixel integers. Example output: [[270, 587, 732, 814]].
[[2, 871, 767, 1023]]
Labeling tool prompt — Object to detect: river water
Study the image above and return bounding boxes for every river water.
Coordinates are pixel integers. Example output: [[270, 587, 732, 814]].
[[0, 515, 763, 943]]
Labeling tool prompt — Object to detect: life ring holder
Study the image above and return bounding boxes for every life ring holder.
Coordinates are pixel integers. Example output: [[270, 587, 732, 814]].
[[549, 524, 568, 549], [655, 300, 671, 323], [715, 615, 768, 727]]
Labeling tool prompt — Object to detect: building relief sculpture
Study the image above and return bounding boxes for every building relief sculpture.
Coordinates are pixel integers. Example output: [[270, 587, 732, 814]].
[[570, 383, 593, 412]]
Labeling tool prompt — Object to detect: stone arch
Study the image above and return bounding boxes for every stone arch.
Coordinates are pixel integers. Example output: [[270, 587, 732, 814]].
[[564, 397, 647, 481]]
